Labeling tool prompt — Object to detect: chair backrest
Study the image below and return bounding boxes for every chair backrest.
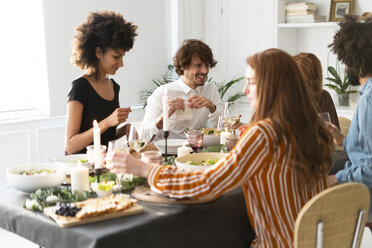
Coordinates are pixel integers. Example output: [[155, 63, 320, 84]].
[[336, 117, 352, 150], [294, 183, 370, 248]]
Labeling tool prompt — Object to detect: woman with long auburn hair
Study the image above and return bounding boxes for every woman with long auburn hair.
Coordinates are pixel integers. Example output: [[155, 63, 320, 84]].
[[294, 52, 340, 129], [106, 48, 333, 247]]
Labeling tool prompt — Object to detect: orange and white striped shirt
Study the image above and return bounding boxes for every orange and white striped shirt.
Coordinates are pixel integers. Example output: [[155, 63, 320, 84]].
[[148, 119, 328, 247]]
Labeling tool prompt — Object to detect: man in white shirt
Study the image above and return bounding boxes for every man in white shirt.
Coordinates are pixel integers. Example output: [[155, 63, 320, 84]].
[[141, 39, 222, 140]]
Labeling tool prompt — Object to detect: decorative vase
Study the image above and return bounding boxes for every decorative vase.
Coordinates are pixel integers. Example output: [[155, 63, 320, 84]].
[[338, 94, 350, 106]]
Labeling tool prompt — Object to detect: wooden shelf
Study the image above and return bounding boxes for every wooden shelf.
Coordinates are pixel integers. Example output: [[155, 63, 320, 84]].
[[278, 22, 338, 28]]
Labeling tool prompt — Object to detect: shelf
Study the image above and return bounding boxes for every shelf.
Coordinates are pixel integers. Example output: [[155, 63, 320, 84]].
[[278, 22, 338, 28]]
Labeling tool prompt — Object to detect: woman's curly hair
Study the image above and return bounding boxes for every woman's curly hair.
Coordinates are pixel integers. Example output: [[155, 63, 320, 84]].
[[71, 10, 137, 78], [329, 15, 372, 77], [173, 39, 217, 76]]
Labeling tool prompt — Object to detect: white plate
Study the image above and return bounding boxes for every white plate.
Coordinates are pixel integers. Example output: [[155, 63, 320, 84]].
[[154, 139, 188, 154], [55, 154, 93, 174]]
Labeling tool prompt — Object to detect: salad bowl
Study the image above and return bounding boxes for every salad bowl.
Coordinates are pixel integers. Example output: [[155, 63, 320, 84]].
[[175, 152, 227, 171], [7, 163, 66, 193]]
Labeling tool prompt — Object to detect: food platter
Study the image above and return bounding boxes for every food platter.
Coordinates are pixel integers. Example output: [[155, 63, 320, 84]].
[[44, 196, 143, 227]]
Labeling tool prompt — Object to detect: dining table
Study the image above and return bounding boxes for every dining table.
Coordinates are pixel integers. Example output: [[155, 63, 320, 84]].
[[0, 179, 255, 248]]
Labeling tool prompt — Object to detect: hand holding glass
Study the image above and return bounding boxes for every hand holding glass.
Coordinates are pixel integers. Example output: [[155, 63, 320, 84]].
[[320, 112, 331, 123]]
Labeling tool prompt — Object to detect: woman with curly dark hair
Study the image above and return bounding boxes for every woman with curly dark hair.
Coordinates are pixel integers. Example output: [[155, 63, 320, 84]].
[[326, 15, 372, 216], [65, 10, 137, 154]]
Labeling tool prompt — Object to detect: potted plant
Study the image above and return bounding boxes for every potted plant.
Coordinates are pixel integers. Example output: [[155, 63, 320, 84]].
[[325, 65, 358, 106], [140, 65, 245, 108]]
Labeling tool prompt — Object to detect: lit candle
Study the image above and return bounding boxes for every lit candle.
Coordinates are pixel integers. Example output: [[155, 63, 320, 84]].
[[220, 127, 231, 145], [163, 85, 169, 131], [93, 120, 101, 169], [177, 142, 190, 158], [70, 160, 89, 194]]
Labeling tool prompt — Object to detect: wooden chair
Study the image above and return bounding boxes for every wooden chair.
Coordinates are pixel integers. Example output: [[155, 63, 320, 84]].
[[336, 117, 352, 151], [293, 183, 370, 248]]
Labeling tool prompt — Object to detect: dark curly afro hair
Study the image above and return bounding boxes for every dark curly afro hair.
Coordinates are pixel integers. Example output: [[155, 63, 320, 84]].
[[329, 15, 372, 77], [71, 10, 137, 77]]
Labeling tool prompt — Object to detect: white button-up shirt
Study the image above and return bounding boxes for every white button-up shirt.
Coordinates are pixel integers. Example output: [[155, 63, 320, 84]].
[[141, 77, 222, 140]]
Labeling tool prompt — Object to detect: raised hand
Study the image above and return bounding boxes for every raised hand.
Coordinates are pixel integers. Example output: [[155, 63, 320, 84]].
[[188, 95, 215, 112], [105, 107, 131, 127], [167, 97, 185, 117]]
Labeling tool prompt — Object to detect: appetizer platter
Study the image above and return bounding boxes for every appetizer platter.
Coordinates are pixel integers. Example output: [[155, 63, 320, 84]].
[[44, 195, 143, 227]]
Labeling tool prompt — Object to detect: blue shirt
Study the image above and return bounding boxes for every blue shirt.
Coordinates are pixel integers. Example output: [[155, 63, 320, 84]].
[[336, 77, 372, 213]]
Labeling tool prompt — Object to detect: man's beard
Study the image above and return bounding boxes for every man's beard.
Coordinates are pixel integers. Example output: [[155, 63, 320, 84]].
[[346, 67, 360, 86]]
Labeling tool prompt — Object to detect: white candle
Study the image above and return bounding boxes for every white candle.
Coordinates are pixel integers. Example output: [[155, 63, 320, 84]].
[[220, 128, 231, 145], [71, 161, 90, 194], [162, 86, 169, 131], [177, 142, 190, 157], [93, 120, 101, 169]]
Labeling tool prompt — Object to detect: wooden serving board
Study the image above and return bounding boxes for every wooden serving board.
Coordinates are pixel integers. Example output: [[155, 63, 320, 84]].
[[44, 204, 143, 228]]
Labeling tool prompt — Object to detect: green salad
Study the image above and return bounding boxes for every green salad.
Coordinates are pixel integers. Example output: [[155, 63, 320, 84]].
[[187, 158, 219, 166], [18, 169, 55, 176]]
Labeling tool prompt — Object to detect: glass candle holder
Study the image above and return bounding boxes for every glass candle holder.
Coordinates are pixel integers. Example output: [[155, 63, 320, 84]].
[[186, 130, 204, 152], [86, 145, 107, 166]]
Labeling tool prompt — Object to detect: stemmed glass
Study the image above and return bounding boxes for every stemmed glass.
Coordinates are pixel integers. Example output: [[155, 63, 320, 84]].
[[106, 137, 132, 184], [128, 124, 154, 154], [320, 112, 331, 123], [223, 102, 239, 130]]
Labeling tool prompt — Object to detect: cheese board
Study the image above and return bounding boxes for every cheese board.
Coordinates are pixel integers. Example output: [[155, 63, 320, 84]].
[[44, 195, 144, 227]]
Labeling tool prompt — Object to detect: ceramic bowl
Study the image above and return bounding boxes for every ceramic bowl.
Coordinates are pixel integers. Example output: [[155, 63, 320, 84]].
[[175, 152, 227, 171], [7, 163, 66, 193], [55, 154, 92, 174]]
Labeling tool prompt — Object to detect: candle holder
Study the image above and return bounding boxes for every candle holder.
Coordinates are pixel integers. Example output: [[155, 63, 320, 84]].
[[95, 168, 102, 183], [164, 130, 169, 159]]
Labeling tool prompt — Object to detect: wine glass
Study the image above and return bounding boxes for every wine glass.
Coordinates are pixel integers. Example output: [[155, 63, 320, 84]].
[[320, 112, 331, 123], [128, 124, 154, 154], [106, 138, 131, 184], [223, 102, 239, 130]]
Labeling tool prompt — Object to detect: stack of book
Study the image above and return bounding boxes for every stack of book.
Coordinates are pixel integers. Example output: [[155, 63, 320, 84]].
[[285, 2, 326, 23]]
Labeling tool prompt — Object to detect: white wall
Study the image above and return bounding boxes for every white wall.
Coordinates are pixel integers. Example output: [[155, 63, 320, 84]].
[[43, 0, 171, 116]]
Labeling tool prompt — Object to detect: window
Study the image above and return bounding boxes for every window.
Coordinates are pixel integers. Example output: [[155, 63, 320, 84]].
[[0, 0, 49, 121]]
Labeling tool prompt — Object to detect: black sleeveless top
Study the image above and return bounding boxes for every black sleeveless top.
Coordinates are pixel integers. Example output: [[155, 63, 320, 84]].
[[67, 77, 120, 154]]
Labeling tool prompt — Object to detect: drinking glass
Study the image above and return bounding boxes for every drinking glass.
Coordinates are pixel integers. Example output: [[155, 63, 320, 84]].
[[320, 112, 331, 123], [217, 115, 225, 135], [223, 102, 239, 129], [106, 138, 132, 183], [86, 145, 107, 166], [128, 124, 151, 153], [186, 130, 204, 152]]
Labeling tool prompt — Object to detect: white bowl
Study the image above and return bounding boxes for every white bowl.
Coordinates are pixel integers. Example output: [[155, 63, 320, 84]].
[[7, 163, 66, 193], [154, 139, 188, 154], [175, 152, 227, 171], [55, 154, 92, 174]]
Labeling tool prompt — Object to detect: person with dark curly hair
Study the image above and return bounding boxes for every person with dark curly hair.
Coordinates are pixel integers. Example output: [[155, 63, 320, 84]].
[[326, 15, 372, 215], [141, 39, 222, 140], [65, 10, 137, 154], [294, 52, 340, 129]]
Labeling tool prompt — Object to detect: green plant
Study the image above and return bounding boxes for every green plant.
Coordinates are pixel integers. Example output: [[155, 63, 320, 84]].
[[140, 64, 245, 108], [325, 66, 358, 95]]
